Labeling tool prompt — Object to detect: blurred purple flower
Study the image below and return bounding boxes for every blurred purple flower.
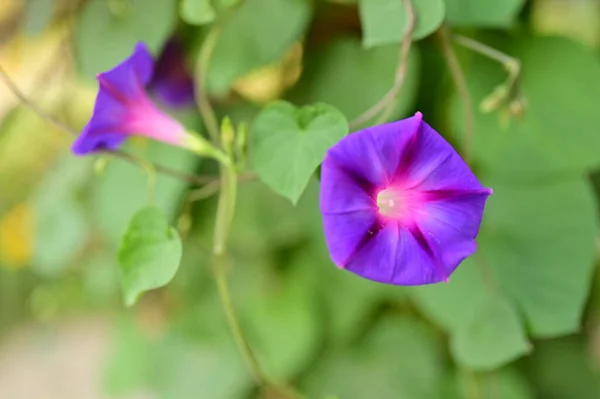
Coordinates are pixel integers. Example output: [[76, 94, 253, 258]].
[[148, 38, 196, 108], [320, 112, 492, 285], [72, 42, 199, 155]]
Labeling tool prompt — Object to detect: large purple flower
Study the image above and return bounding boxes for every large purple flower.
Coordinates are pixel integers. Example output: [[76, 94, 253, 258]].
[[320, 112, 492, 285], [72, 42, 199, 155]]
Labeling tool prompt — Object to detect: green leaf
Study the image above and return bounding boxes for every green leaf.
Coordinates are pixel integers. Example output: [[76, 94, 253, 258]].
[[32, 156, 92, 277], [23, 0, 55, 36], [103, 318, 156, 395], [303, 318, 443, 399], [453, 35, 600, 175], [75, 0, 176, 79], [242, 267, 320, 380], [206, 0, 312, 95], [451, 296, 530, 370], [180, 0, 216, 25], [441, 367, 534, 399], [359, 0, 445, 47], [528, 337, 600, 399], [412, 178, 597, 368], [118, 206, 182, 306], [154, 332, 250, 399], [93, 141, 198, 246], [289, 37, 420, 129], [252, 101, 348, 204], [444, 0, 525, 27]]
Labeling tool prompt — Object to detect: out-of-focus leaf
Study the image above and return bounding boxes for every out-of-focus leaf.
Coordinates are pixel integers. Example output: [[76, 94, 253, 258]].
[[118, 206, 182, 306], [206, 0, 312, 95], [451, 296, 530, 370], [23, 0, 54, 36], [290, 37, 420, 129], [444, 0, 525, 27], [303, 317, 443, 399], [359, 0, 445, 47], [31, 156, 92, 277], [412, 178, 597, 369], [75, 0, 176, 78], [102, 318, 156, 396], [528, 336, 600, 399], [93, 141, 198, 246], [452, 35, 600, 175], [242, 266, 321, 380], [252, 101, 348, 204], [154, 332, 250, 399], [180, 0, 215, 25], [440, 367, 534, 399], [531, 0, 600, 48], [0, 204, 32, 269]]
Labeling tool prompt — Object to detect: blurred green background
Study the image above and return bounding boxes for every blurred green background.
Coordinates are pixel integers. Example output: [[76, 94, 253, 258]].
[[1, 0, 600, 398]]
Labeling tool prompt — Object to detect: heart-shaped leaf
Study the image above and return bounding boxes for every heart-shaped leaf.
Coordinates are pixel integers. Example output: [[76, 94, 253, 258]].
[[252, 101, 348, 204], [118, 206, 182, 306]]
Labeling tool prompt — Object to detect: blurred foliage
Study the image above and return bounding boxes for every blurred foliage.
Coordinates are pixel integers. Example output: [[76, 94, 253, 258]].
[[1, 0, 600, 399]]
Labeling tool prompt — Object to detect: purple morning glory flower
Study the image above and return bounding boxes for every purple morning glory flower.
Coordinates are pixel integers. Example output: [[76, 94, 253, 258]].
[[148, 38, 196, 109], [320, 112, 492, 285], [72, 42, 200, 155]]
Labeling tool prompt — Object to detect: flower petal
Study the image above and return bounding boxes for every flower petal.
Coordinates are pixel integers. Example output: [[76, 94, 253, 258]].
[[412, 190, 490, 276], [325, 113, 422, 191], [394, 120, 484, 191], [322, 210, 378, 268], [98, 42, 154, 101], [345, 222, 449, 285], [320, 155, 377, 214]]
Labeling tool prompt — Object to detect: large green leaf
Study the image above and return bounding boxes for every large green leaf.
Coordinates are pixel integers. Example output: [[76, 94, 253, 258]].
[[412, 178, 597, 369], [528, 337, 600, 399], [241, 266, 321, 380], [302, 318, 443, 399], [154, 332, 250, 399], [444, 0, 525, 27], [452, 36, 600, 175], [118, 206, 182, 306], [451, 296, 530, 370], [75, 0, 176, 79], [440, 367, 534, 399], [252, 101, 348, 204], [359, 0, 445, 47], [206, 0, 312, 95], [290, 37, 420, 129]]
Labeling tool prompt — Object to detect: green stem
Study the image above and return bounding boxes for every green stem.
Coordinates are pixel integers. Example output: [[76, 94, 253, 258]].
[[196, 28, 222, 144], [212, 165, 264, 385], [453, 34, 519, 72], [211, 167, 307, 398]]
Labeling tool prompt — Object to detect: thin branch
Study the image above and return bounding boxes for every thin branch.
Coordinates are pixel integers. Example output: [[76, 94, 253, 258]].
[[195, 27, 222, 143], [454, 34, 520, 71], [438, 25, 474, 163], [0, 64, 254, 187], [349, 0, 416, 130], [453, 33, 524, 115], [0, 64, 78, 135]]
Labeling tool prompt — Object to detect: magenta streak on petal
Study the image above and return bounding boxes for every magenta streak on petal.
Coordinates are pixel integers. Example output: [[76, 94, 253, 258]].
[[326, 157, 378, 199], [419, 188, 494, 202], [96, 74, 187, 146], [406, 222, 448, 282], [392, 116, 421, 183], [339, 219, 388, 268]]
